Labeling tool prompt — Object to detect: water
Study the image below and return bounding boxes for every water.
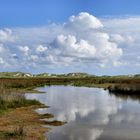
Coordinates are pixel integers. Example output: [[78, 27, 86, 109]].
[[26, 86, 140, 140]]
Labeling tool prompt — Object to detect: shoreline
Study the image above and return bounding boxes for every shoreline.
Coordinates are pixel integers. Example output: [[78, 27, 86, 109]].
[[0, 87, 66, 140]]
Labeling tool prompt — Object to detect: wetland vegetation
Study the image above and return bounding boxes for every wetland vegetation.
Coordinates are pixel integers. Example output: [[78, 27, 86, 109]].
[[0, 72, 140, 139]]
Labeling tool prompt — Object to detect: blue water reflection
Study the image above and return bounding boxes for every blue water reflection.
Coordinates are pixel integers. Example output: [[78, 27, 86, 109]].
[[26, 86, 140, 140]]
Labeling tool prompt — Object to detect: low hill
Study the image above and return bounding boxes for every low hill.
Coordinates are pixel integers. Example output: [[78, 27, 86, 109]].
[[0, 72, 139, 78], [0, 72, 33, 78]]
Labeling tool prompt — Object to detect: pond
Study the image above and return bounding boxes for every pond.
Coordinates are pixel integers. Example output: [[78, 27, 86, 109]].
[[26, 86, 140, 140]]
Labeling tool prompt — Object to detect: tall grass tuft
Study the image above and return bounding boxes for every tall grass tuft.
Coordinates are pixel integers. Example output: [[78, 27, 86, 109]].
[[0, 92, 41, 113], [0, 125, 25, 139], [0, 96, 7, 110]]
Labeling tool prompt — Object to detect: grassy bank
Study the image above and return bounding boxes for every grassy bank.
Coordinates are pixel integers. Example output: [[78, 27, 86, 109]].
[[0, 92, 41, 114], [0, 89, 48, 140], [0, 78, 70, 140], [0, 76, 140, 88], [108, 83, 140, 93], [0, 105, 49, 140]]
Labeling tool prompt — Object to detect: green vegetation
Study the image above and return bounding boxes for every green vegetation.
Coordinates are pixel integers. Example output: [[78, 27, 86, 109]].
[[0, 72, 94, 78], [108, 83, 140, 93], [0, 72, 33, 78], [0, 93, 41, 114], [0, 71, 139, 78]]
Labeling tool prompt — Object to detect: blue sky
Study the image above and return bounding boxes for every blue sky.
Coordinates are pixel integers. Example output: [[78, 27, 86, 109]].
[[0, 0, 140, 75], [0, 0, 140, 27]]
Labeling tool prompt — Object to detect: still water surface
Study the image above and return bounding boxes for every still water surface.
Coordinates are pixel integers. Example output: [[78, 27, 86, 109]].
[[26, 86, 140, 140]]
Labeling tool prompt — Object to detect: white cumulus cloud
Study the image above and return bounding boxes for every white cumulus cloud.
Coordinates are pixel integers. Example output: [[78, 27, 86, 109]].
[[0, 12, 139, 74], [0, 57, 4, 64], [36, 45, 48, 53], [19, 46, 30, 55], [0, 28, 15, 42], [66, 12, 103, 31]]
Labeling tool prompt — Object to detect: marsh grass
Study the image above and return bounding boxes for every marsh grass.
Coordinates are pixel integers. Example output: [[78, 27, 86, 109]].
[[0, 125, 25, 139], [0, 92, 41, 113], [108, 83, 140, 93]]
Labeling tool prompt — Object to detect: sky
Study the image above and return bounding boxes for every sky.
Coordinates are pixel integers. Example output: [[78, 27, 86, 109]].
[[0, 0, 140, 75]]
